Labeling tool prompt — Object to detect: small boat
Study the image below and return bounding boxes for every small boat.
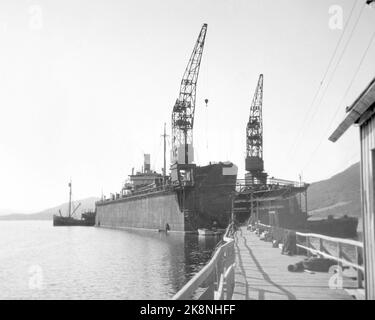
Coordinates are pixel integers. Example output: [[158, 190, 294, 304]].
[[53, 215, 95, 226], [53, 181, 96, 227], [198, 228, 223, 237]]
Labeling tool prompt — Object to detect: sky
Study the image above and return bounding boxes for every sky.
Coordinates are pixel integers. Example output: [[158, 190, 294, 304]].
[[0, 0, 374, 213]]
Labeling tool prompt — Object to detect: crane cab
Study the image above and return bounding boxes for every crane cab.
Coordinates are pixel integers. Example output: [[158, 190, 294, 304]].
[[171, 163, 196, 187]]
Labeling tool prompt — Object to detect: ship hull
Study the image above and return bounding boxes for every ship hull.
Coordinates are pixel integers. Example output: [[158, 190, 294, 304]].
[[96, 191, 187, 231], [95, 163, 237, 233], [305, 217, 358, 238], [53, 215, 95, 227]]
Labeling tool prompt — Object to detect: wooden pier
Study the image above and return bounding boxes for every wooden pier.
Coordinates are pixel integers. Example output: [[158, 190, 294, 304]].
[[232, 227, 360, 300]]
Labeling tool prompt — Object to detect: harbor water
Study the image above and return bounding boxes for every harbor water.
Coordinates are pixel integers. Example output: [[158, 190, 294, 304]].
[[0, 221, 219, 299]]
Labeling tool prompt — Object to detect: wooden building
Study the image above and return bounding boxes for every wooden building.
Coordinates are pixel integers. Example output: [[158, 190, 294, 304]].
[[329, 77, 375, 299]]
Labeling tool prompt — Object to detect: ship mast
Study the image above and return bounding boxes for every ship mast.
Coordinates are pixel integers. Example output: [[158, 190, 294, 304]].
[[68, 180, 72, 218], [162, 123, 168, 184]]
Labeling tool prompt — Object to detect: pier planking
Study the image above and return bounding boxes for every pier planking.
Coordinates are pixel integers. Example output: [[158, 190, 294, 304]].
[[233, 227, 357, 300]]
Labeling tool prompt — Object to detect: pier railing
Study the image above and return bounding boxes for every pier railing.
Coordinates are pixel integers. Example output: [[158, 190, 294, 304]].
[[173, 224, 236, 300], [296, 232, 364, 288], [256, 223, 364, 288], [236, 178, 307, 188], [235, 179, 308, 194]]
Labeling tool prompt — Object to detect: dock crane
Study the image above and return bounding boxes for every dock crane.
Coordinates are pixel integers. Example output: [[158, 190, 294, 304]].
[[171, 23, 207, 166], [231, 75, 267, 222], [245, 74, 268, 185], [170, 24, 208, 185]]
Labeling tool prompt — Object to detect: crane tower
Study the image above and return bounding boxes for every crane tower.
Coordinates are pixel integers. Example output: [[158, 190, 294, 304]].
[[171, 24, 207, 165], [245, 74, 267, 185]]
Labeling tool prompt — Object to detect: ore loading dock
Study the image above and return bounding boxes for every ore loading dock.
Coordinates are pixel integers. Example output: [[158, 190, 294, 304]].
[[229, 74, 363, 300], [173, 73, 364, 301]]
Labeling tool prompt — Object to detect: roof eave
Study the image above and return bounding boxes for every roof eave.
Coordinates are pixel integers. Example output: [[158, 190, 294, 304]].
[[328, 109, 361, 142], [329, 77, 375, 142]]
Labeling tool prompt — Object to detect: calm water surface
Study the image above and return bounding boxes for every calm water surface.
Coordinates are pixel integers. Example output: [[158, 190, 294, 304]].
[[0, 221, 219, 299]]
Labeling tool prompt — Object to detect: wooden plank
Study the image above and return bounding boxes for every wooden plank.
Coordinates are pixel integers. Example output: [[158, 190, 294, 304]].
[[360, 118, 375, 299], [233, 227, 354, 300]]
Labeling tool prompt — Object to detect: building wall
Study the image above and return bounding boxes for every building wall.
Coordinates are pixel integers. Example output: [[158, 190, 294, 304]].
[[360, 115, 375, 299], [95, 191, 186, 232]]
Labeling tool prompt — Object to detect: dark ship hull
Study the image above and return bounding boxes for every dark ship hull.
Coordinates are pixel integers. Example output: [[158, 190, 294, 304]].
[[53, 212, 96, 227], [239, 183, 358, 239], [305, 216, 358, 238], [95, 162, 238, 233]]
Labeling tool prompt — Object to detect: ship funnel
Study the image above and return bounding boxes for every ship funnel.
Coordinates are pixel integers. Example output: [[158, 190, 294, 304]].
[[144, 154, 151, 173]]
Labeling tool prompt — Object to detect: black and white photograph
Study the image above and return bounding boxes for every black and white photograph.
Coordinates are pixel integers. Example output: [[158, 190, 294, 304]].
[[0, 0, 375, 305]]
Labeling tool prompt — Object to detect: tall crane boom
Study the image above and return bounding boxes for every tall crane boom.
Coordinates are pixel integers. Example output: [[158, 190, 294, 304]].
[[247, 74, 264, 160], [171, 23, 207, 165], [245, 74, 267, 185]]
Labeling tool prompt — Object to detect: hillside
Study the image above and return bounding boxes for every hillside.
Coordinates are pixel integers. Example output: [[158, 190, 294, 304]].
[[307, 162, 361, 220], [0, 164, 361, 223], [0, 197, 99, 221]]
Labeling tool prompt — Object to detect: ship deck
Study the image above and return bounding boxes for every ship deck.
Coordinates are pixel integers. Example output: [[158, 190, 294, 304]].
[[232, 227, 361, 300]]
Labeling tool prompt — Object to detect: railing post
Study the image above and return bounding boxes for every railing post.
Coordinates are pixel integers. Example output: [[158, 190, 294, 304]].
[[307, 236, 311, 257], [356, 246, 364, 289], [337, 242, 343, 280], [214, 260, 219, 291], [296, 233, 300, 255], [319, 238, 325, 258]]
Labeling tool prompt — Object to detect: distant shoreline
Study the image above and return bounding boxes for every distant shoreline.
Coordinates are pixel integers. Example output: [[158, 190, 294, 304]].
[[0, 216, 52, 221]]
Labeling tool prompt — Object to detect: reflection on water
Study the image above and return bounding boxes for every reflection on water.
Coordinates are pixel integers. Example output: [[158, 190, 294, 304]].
[[0, 221, 219, 299], [168, 233, 219, 295]]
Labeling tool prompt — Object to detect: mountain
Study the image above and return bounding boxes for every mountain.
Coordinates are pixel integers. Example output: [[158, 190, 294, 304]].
[[0, 197, 99, 221], [307, 162, 361, 221], [0, 209, 12, 216], [0, 164, 361, 223]]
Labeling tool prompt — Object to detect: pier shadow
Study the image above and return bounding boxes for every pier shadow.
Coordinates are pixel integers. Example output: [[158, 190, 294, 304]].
[[238, 231, 297, 300], [234, 231, 250, 300]]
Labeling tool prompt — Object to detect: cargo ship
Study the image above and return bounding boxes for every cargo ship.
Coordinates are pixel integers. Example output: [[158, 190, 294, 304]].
[[53, 212, 96, 227], [96, 156, 238, 232], [95, 24, 238, 233], [53, 181, 96, 227]]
